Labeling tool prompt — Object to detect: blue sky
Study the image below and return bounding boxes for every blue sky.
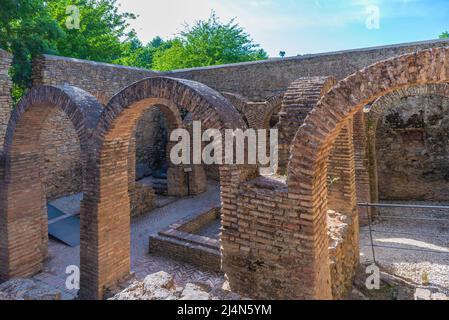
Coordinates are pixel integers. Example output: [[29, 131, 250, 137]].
[[117, 0, 449, 57]]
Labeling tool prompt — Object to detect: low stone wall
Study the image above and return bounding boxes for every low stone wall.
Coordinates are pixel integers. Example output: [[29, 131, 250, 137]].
[[149, 208, 221, 272], [32, 39, 449, 104], [0, 49, 12, 147]]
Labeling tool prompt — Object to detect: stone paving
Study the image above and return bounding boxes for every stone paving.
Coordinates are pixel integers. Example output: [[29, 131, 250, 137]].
[[32, 181, 224, 300]]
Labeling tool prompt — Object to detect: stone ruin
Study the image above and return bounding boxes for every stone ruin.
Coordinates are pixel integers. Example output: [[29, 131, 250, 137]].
[[1, 38, 449, 299]]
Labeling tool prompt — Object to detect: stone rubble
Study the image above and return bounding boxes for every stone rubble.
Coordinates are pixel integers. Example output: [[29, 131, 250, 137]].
[[110, 271, 242, 301], [0, 279, 61, 300]]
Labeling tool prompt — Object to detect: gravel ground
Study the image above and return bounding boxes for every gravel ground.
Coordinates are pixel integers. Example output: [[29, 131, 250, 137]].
[[360, 201, 449, 294]]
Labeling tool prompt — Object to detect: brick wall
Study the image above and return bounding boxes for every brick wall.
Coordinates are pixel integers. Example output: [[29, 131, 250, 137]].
[[277, 77, 335, 175], [31, 56, 162, 200], [0, 49, 12, 147], [352, 110, 373, 223], [40, 108, 82, 200]]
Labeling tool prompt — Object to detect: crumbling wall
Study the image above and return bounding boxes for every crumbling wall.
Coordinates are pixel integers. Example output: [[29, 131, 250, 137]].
[[376, 93, 449, 201]]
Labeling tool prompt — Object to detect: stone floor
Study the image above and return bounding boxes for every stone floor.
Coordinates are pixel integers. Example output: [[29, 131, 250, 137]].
[[32, 181, 224, 300], [359, 201, 449, 295]]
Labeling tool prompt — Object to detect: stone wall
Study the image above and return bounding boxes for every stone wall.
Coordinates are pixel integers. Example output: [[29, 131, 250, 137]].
[[375, 92, 449, 201], [32, 55, 157, 104], [0, 49, 12, 147], [165, 39, 449, 101], [32, 39, 449, 104]]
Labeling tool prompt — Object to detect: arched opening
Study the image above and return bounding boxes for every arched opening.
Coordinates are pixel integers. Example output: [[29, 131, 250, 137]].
[[286, 47, 449, 299], [355, 83, 449, 294], [222, 47, 449, 300], [0, 85, 102, 285], [368, 84, 449, 202], [80, 77, 248, 299]]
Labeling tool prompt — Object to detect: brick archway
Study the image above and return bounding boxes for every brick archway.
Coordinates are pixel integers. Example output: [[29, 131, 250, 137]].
[[262, 94, 283, 129], [287, 47, 449, 299], [366, 83, 449, 205], [0, 85, 103, 281], [277, 77, 336, 175], [80, 77, 248, 299]]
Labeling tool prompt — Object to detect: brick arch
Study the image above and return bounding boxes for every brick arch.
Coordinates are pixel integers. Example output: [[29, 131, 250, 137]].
[[80, 77, 248, 299], [365, 83, 449, 206], [221, 92, 250, 127], [262, 93, 283, 129], [277, 76, 336, 175], [0, 85, 103, 281], [287, 47, 449, 299], [368, 83, 449, 132]]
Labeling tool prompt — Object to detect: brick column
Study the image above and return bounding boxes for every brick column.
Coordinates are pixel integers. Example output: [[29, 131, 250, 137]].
[[327, 119, 360, 290], [352, 110, 372, 224]]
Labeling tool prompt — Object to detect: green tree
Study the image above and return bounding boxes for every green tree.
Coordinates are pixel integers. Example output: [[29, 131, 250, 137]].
[[0, 0, 138, 101], [114, 36, 167, 69], [0, 0, 63, 100], [440, 31, 449, 38], [47, 0, 137, 63], [152, 13, 268, 71]]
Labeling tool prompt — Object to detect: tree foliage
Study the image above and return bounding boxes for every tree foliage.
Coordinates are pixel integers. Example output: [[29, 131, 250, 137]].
[[0, 0, 62, 99], [1, 3, 268, 100], [440, 31, 449, 39], [0, 0, 137, 101], [152, 13, 268, 71], [47, 0, 136, 62]]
